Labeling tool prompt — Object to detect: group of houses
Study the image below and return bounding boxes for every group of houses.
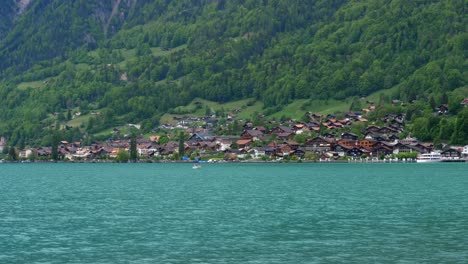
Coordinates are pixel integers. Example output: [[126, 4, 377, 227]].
[[11, 110, 468, 162]]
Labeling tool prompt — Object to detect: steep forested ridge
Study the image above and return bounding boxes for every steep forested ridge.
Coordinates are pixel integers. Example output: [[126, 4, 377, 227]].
[[0, 0, 17, 40], [0, 0, 466, 146]]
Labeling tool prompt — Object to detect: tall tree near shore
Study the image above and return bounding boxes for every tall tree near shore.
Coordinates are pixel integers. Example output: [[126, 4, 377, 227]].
[[51, 132, 59, 161], [8, 146, 17, 161], [130, 133, 138, 162], [178, 131, 185, 158]]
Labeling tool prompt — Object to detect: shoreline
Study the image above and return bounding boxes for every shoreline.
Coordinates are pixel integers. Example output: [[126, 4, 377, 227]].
[[1, 159, 465, 164]]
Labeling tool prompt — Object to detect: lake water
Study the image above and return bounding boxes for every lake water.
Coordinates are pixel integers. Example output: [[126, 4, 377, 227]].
[[1, 162, 467, 263]]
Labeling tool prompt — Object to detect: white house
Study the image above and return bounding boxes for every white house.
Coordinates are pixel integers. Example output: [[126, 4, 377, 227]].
[[462, 145, 468, 157], [0, 136, 5, 153]]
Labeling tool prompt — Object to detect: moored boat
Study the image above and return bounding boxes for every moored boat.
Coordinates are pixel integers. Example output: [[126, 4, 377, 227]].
[[416, 152, 442, 163]]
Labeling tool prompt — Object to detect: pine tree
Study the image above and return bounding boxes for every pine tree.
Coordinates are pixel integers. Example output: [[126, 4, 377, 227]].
[[178, 131, 185, 158], [51, 132, 59, 161], [130, 133, 138, 162], [8, 146, 17, 161]]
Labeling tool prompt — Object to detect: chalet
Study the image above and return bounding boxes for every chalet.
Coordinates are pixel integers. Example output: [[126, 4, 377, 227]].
[[441, 148, 461, 160], [242, 121, 254, 130], [364, 125, 380, 133], [338, 119, 352, 126], [205, 119, 218, 127], [263, 147, 276, 157], [378, 126, 398, 135], [109, 148, 122, 158], [215, 138, 232, 152], [345, 112, 361, 120], [412, 143, 433, 153], [293, 123, 309, 134], [224, 149, 240, 160], [461, 98, 468, 107], [188, 133, 214, 142], [305, 136, 335, 153], [462, 145, 468, 155], [320, 152, 340, 160], [19, 148, 35, 159], [372, 144, 394, 157], [392, 143, 421, 155], [293, 148, 305, 158], [270, 126, 294, 135], [286, 141, 300, 150], [236, 139, 252, 149], [341, 132, 359, 141], [358, 139, 375, 149], [310, 113, 324, 120], [364, 131, 387, 142], [137, 143, 159, 157], [192, 141, 217, 153], [398, 137, 419, 145], [36, 147, 51, 157], [276, 132, 295, 140], [267, 141, 279, 148], [253, 126, 267, 133], [240, 130, 264, 141], [277, 144, 293, 157], [186, 127, 209, 134], [249, 147, 266, 159], [307, 121, 320, 131], [437, 104, 449, 115], [88, 148, 110, 159], [334, 143, 352, 157], [160, 142, 179, 156], [66, 148, 90, 160], [347, 147, 364, 157], [336, 138, 357, 148]]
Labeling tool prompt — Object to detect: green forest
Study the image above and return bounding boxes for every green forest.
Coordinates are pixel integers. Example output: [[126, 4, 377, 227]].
[[0, 0, 466, 147]]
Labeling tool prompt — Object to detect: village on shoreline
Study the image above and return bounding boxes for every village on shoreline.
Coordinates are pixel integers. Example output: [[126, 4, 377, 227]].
[[2, 101, 468, 164]]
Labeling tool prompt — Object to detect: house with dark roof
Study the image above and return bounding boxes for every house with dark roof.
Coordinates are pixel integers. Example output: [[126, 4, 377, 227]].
[[304, 136, 335, 153], [240, 130, 264, 141], [188, 133, 214, 142]]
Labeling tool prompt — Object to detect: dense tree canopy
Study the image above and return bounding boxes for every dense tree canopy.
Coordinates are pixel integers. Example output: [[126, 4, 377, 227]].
[[0, 0, 466, 145]]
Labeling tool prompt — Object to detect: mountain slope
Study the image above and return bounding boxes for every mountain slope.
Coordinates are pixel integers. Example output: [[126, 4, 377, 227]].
[[0, 0, 466, 146]]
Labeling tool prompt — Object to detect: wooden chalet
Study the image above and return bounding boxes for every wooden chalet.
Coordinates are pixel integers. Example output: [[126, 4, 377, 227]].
[[305, 136, 335, 153], [461, 98, 468, 107], [341, 132, 359, 141], [236, 139, 253, 149], [358, 139, 375, 149], [240, 129, 264, 141], [441, 148, 461, 160], [188, 133, 214, 142], [276, 132, 295, 140], [270, 126, 294, 135]]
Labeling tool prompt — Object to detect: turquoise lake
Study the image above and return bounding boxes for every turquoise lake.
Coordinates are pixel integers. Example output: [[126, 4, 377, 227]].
[[1, 162, 467, 263]]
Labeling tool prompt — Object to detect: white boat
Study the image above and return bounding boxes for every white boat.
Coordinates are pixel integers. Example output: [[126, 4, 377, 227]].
[[416, 152, 442, 163], [192, 164, 201, 169]]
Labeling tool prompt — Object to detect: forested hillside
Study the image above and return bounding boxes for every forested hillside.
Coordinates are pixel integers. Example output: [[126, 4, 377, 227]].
[[0, 0, 466, 146]]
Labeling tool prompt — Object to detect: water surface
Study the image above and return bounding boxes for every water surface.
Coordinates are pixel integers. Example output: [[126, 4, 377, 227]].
[[1, 163, 467, 263]]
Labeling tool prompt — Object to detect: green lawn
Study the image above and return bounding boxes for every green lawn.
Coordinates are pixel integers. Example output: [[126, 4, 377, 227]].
[[17, 80, 47, 90], [161, 97, 352, 124]]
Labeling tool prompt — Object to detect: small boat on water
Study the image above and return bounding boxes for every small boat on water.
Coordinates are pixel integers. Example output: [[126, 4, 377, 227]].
[[416, 152, 442, 163], [192, 156, 201, 169]]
